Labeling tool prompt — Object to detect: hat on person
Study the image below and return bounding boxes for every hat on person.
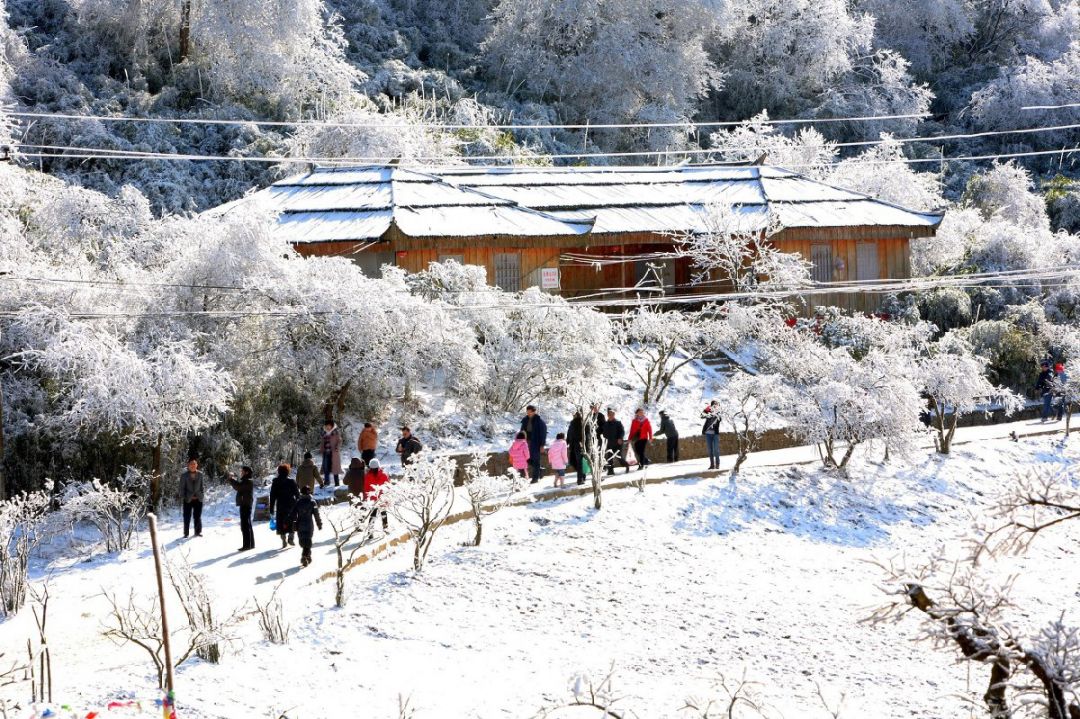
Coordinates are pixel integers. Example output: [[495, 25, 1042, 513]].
[[368, 458, 380, 469], [1056, 363, 1065, 373], [1042, 359, 1051, 367], [300, 485, 312, 495], [303, 451, 313, 460], [658, 409, 668, 416]]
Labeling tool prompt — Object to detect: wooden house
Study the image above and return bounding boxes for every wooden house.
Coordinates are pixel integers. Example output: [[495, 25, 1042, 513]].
[[237, 164, 943, 313]]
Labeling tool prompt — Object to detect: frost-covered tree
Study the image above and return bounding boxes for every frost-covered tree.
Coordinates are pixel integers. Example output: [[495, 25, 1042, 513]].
[[406, 261, 611, 412], [827, 136, 943, 212], [857, 0, 975, 74], [617, 305, 734, 407], [59, 469, 149, 552], [462, 453, 525, 546], [0, 487, 52, 616], [707, 112, 838, 179], [917, 334, 1022, 454], [714, 372, 783, 480], [677, 203, 811, 293], [383, 452, 456, 572], [483, 0, 718, 148], [765, 318, 925, 470]]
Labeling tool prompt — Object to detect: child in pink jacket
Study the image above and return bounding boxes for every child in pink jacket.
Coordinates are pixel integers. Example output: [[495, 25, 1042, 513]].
[[548, 432, 569, 487], [509, 431, 530, 478]]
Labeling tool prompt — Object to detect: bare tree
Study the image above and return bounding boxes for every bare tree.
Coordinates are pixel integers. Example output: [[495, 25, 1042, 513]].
[[0, 488, 52, 617], [28, 583, 51, 704], [533, 665, 629, 718], [383, 452, 456, 572], [682, 671, 776, 718], [254, 582, 289, 645], [101, 588, 197, 689], [581, 406, 609, 511], [327, 496, 380, 607], [973, 468, 1080, 562], [463, 453, 525, 546], [869, 553, 1080, 718], [166, 554, 241, 664]]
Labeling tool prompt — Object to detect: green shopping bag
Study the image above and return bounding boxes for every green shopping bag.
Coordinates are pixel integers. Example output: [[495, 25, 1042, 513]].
[[581, 456, 592, 475]]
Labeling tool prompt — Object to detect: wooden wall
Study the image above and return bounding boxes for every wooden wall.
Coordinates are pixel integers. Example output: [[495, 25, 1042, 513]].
[[291, 226, 926, 313]]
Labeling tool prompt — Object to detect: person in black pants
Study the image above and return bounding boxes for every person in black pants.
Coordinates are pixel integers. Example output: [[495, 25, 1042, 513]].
[[566, 411, 585, 484], [519, 405, 548, 484], [601, 408, 628, 475], [228, 466, 255, 552], [655, 410, 679, 463], [179, 458, 205, 538]]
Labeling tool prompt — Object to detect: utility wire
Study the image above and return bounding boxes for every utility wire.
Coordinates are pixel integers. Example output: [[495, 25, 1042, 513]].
[[11, 145, 1080, 170], [7, 109, 934, 131]]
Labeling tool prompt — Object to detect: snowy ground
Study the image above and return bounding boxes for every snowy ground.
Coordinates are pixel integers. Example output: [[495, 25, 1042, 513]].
[[3, 418, 1079, 718]]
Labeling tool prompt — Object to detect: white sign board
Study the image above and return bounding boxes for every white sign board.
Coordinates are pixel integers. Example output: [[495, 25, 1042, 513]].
[[541, 267, 560, 290]]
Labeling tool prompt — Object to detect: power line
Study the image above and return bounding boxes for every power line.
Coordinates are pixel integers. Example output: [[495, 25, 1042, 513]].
[[1022, 102, 1080, 111], [8, 109, 934, 131], [11, 143, 1080, 170]]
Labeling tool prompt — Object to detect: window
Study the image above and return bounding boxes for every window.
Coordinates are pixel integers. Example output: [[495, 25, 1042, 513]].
[[633, 260, 674, 290], [811, 244, 833, 283], [493, 253, 521, 292], [856, 242, 879, 281]]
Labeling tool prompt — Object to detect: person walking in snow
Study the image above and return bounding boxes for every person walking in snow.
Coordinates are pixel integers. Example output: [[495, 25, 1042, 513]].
[[226, 465, 255, 552], [701, 400, 722, 470], [320, 421, 342, 487], [548, 432, 569, 487], [363, 458, 390, 534], [601, 408, 628, 475], [1036, 360, 1054, 422], [566, 411, 586, 485], [295, 451, 321, 494], [1055, 362, 1070, 422], [628, 408, 653, 468], [396, 426, 422, 466], [344, 457, 366, 497], [290, 485, 322, 568], [269, 464, 300, 549], [358, 422, 378, 464], [519, 405, 548, 484], [655, 410, 679, 463], [179, 457, 205, 538], [509, 431, 531, 479]]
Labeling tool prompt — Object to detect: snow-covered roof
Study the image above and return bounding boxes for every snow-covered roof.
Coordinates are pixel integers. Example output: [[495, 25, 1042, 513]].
[[261, 166, 594, 244], [256, 164, 942, 245]]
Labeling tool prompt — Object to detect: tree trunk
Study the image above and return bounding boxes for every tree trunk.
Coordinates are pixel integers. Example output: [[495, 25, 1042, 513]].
[[150, 433, 163, 509], [730, 448, 748, 481], [473, 517, 483, 547], [0, 372, 6, 500], [178, 0, 191, 62], [837, 442, 857, 470]]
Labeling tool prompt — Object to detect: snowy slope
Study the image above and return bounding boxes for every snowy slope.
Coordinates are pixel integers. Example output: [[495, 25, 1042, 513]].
[[2, 421, 1079, 718]]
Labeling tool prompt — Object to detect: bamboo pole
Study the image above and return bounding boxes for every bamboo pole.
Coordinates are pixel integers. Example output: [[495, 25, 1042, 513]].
[[146, 514, 175, 694]]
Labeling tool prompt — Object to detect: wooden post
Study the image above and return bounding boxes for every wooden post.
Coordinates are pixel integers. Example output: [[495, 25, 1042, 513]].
[[178, 0, 192, 62], [147, 514, 175, 694]]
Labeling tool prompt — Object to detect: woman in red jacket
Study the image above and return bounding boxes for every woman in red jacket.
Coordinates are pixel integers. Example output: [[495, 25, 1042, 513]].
[[363, 459, 390, 532], [628, 408, 653, 468]]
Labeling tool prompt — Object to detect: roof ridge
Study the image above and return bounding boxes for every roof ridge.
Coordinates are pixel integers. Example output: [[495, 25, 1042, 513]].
[[764, 164, 945, 218]]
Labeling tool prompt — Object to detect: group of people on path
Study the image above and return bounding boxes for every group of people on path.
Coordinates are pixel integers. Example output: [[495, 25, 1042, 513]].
[[507, 401, 726, 485], [1036, 360, 1071, 422], [177, 417, 407, 568], [180, 401, 728, 567]]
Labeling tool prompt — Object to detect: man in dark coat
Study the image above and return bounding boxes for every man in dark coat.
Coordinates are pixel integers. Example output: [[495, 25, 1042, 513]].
[[227, 466, 255, 552], [1036, 360, 1054, 421], [601, 408, 628, 475], [289, 485, 323, 568], [655, 410, 680, 463], [519, 405, 548, 484], [566, 411, 585, 485], [396, 427, 423, 466], [269, 464, 299, 549], [179, 458, 205, 538]]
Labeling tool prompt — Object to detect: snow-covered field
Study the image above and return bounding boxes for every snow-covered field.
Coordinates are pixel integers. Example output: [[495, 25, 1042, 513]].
[[3, 421, 1078, 718]]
